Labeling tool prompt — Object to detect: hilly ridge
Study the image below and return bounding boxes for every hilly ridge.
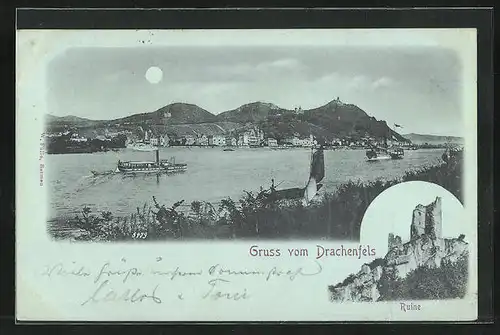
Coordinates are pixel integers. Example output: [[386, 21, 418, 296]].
[[46, 99, 408, 142], [301, 100, 407, 142], [45, 114, 104, 130], [402, 133, 463, 145], [119, 102, 218, 125], [217, 102, 294, 123]]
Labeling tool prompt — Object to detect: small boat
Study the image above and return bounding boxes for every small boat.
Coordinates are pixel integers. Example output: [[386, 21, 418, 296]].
[[127, 142, 157, 152], [116, 149, 187, 174], [262, 146, 325, 206], [366, 147, 391, 161], [223, 148, 235, 152], [388, 147, 404, 159], [91, 170, 117, 176], [366, 136, 403, 161]]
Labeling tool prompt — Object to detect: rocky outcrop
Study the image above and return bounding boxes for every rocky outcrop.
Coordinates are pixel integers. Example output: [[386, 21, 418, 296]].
[[329, 263, 384, 302], [329, 197, 468, 302]]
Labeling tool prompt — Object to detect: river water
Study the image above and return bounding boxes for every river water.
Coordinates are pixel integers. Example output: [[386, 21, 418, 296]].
[[46, 147, 445, 220]]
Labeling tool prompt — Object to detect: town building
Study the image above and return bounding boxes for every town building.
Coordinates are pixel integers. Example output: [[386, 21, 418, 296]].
[[144, 129, 151, 143], [159, 134, 169, 147], [331, 139, 343, 146], [282, 134, 317, 147], [70, 133, 88, 142], [196, 134, 209, 146], [248, 135, 260, 147], [185, 135, 196, 146], [245, 128, 260, 146], [212, 135, 226, 146], [238, 133, 250, 147], [282, 136, 297, 146], [258, 129, 265, 141], [300, 134, 316, 147], [147, 129, 170, 147], [225, 136, 237, 146], [267, 138, 278, 147]]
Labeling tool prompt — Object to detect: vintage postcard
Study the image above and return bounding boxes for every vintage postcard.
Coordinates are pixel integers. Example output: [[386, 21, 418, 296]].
[[16, 28, 478, 322]]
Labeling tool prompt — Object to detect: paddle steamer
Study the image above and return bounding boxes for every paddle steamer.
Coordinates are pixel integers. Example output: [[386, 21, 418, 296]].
[[117, 149, 187, 174]]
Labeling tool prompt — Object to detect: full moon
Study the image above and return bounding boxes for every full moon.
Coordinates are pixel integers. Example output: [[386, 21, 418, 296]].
[[145, 66, 163, 84]]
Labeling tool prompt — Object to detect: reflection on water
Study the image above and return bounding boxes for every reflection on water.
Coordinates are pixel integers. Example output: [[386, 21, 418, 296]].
[[47, 147, 445, 219]]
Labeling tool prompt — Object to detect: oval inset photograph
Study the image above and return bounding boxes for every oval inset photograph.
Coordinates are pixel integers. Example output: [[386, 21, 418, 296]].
[[360, 181, 465, 257]]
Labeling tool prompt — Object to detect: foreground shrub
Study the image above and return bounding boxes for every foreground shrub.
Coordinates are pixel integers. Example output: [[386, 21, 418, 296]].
[[377, 253, 469, 300]]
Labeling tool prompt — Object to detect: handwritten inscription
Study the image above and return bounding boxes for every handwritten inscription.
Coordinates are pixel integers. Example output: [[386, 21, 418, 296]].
[[81, 280, 162, 306], [151, 266, 203, 280], [40, 259, 323, 307], [42, 262, 91, 278], [94, 262, 142, 284], [202, 279, 249, 301], [208, 262, 322, 282]]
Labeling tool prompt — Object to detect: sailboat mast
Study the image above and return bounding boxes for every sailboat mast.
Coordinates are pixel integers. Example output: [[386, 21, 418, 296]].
[[310, 146, 314, 172]]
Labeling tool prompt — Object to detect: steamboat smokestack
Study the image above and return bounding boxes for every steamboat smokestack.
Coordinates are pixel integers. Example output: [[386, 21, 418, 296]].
[[155, 149, 160, 164]]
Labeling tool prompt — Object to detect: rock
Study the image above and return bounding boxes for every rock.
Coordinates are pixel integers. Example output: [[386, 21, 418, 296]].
[[372, 266, 383, 281], [360, 264, 371, 275]]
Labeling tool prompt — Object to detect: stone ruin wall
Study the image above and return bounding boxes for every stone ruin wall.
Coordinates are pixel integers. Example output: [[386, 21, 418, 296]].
[[410, 196, 442, 240]]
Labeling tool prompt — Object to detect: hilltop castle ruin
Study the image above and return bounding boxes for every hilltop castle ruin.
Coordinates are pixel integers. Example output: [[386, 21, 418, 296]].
[[388, 196, 443, 251], [329, 196, 468, 302]]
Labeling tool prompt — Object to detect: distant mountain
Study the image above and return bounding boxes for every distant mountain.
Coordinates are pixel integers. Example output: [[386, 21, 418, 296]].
[[217, 101, 293, 123], [402, 133, 464, 145], [117, 103, 217, 125], [46, 114, 94, 123], [217, 99, 407, 142], [45, 114, 103, 129], [302, 100, 408, 142]]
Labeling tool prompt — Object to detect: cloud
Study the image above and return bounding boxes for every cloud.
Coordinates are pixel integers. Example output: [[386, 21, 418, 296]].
[[345, 75, 395, 91], [256, 58, 302, 71], [100, 68, 144, 84], [204, 63, 249, 80], [347, 75, 370, 90], [205, 58, 305, 82], [371, 76, 395, 89], [315, 72, 340, 83]]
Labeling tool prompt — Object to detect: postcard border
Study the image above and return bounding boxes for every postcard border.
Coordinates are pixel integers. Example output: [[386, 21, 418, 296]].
[[9, 7, 495, 327]]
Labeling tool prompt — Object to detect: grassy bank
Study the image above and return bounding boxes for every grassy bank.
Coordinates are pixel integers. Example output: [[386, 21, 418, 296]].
[[50, 151, 463, 241]]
